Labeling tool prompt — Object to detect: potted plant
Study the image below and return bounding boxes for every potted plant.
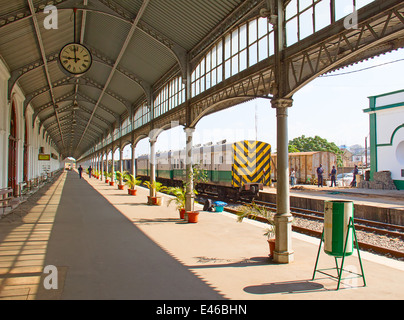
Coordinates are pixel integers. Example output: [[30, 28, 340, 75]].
[[237, 202, 276, 258], [144, 181, 168, 206], [104, 171, 109, 183], [167, 186, 186, 219], [184, 165, 207, 223], [124, 173, 141, 195], [108, 172, 114, 186], [116, 171, 124, 190]]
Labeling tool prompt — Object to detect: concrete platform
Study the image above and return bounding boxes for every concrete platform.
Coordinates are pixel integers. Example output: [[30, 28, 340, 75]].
[[0, 171, 403, 300]]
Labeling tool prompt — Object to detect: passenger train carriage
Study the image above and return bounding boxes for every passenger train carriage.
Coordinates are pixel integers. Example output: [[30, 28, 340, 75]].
[[136, 140, 271, 200]]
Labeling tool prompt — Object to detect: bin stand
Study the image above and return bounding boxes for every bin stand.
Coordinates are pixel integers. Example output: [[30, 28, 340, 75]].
[[312, 217, 366, 290]]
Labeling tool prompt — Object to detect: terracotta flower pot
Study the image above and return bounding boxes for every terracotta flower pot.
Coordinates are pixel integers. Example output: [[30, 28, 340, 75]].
[[187, 211, 199, 223], [179, 208, 185, 219], [128, 189, 137, 195], [105, 179, 109, 183], [118, 185, 124, 190], [109, 181, 114, 186], [147, 196, 163, 206], [267, 239, 276, 258]]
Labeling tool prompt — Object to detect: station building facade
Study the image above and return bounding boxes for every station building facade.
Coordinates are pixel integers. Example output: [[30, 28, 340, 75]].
[[0, 59, 62, 193], [364, 89, 404, 190]]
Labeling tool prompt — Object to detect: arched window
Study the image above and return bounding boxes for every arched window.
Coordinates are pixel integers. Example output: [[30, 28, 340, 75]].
[[153, 76, 185, 118], [134, 102, 150, 129]]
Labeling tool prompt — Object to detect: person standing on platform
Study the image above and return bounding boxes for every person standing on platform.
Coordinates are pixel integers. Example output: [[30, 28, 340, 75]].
[[88, 166, 92, 178], [78, 165, 83, 179], [330, 165, 337, 187], [351, 165, 359, 187], [317, 164, 324, 187], [290, 168, 296, 187]]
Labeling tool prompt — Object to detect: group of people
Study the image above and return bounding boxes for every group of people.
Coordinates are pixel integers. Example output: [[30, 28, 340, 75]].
[[290, 164, 359, 188], [77, 165, 93, 179]]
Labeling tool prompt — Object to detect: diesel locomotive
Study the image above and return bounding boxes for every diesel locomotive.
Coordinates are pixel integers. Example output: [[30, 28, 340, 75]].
[[136, 140, 271, 200]]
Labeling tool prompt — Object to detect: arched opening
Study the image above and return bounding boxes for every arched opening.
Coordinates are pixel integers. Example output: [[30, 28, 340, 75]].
[[8, 102, 18, 193]]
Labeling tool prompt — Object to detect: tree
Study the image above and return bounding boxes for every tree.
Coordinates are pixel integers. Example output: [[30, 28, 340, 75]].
[[288, 135, 343, 167]]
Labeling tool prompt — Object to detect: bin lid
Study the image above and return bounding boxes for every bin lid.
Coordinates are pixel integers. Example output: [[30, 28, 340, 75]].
[[214, 201, 227, 206]]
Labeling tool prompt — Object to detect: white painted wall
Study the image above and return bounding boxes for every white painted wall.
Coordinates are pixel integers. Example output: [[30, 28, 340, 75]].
[[0, 59, 63, 189]]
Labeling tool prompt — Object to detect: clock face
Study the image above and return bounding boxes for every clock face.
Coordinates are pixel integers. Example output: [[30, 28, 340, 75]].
[[59, 43, 92, 75]]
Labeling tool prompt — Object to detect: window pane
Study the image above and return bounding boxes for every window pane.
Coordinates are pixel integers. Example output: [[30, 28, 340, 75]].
[[299, 0, 312, 11], [335, 0, 354, 21], [299, 7, 313, 40], [258, 36, 268, 61], [225, 60, 231, 79], [286, 17, 298, 46], [249, 43, 257, 66], [315, 0, 331, 32], [217, 41, 223, 65], [225, 34, 231, 59], [211, 45, 217, 67], [217, 65, 223, 83], [206, 51, 211, 72], [231, 55, 238, 76], [211, 68, 217, 86], [232, 29, 238, 55], [239, 49, 247, 71], [258, 17, 268, 39], [286, 0, 298, 20], [356, 0, 374, 10], [240, 24, 247, 50], [248, 19, 257, 45]]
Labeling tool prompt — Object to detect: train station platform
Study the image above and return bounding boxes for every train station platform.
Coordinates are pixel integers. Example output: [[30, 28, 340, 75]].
[[0, 170, 403, 301]]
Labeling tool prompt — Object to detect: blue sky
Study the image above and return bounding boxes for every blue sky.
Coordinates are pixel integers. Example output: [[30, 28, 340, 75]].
[[124, 48, 404, 158]]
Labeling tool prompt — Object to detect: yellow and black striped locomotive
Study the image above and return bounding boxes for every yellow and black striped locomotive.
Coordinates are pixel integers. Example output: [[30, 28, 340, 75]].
[[137, 140, 271, 200]]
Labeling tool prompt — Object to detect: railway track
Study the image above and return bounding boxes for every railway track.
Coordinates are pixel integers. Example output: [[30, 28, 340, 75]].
[[218, 199, 404, 260]]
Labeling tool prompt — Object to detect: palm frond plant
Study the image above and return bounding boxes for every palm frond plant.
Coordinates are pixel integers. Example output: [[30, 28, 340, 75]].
[[115, 171, 125, 189], [104, 171, 110, 183], [144, 181, 168, 205], [237, 201, 276, 258], [124, 173, 141, 195]]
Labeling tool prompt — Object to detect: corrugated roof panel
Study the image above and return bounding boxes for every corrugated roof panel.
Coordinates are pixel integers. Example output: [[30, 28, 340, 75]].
[[142, 0, 243, 50], [108, 71, 145, 103], [38, 10, 75, 56], [100, 94, 127, 114], [0, 18, 41, 70], [84, 11, 131, 60], [119, 29, 176, 84]]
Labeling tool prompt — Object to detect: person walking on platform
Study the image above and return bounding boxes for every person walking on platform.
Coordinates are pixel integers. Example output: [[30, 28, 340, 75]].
[[88, 166, 92, 178], [317, 164, 324, 187], [330, 165, 337, 187], [78, 165, 83, 179]]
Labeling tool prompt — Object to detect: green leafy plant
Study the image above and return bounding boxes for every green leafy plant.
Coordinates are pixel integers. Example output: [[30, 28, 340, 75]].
[[124, 173, 141, 189], [144, 181, 168, 194], [237, 202, 276, 239], [166, 186, 186, 210]]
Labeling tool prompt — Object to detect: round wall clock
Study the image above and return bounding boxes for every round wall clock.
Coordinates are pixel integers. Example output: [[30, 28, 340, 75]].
[[59, 43, 92, 75]]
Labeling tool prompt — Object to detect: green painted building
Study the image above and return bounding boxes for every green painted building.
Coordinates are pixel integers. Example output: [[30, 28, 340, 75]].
[[364, 89, 404, 190]]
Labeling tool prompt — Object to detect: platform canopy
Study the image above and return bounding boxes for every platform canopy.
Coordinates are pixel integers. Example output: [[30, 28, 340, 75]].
[[0, 0, 271, 159]]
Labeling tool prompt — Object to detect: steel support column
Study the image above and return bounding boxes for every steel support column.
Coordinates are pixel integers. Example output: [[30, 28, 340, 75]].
[[149, 138, 156, 198], [184, 127, 195, 213], [270, 0, 294, 263], [111, 149, 115, 183], [271, 98, 294, 264], [119, 148, 123, 186], [131, 144, 136, 176]]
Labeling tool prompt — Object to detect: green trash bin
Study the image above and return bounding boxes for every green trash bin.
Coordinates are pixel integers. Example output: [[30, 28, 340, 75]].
[[323, 200, 354, 257]]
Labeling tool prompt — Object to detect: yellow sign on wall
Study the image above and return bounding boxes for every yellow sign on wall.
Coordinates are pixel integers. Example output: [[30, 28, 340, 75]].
[[38, 154, 51, 161]]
